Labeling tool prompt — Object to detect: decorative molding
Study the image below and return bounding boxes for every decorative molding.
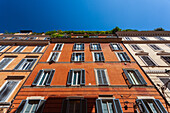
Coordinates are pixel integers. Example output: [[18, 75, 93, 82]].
[[135, 51, 149, 55]]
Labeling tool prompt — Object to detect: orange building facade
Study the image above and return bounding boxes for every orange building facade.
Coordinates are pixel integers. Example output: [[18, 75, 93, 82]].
[[8, 35, 169, 113]]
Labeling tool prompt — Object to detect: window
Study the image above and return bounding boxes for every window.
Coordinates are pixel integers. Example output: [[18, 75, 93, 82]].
[[16, 99, 46, 113], [47, 52, 60, 62], [130, 44, 142, 51], [13, 46, 26, 52], [44, 37, 50, 40], [89, 36, 98, 38], [32, 69, 55, 86], [123, 69, 147, 86], [90, 43, 101, 50], [32, 46, 44, 53], [53, 43, 64, 51], [161, 56, 170, 65], [14, 58, 37, 70], [159, 77, 170, 90], [0, 45, 8, 52], [93, 52, 105, 62], [110, 43, 123, 51], [140, 37, 148, 40], [125, 37, 131, 40], [95, 69, 109, 85], [26, 37, 37, 40], [0, 80, 19, 102], [73, 43, 84, 51], [0, 58, 14, 70], [96, 99, 123, 113], [67, 69, 85, 86], [71, 53, 84, 62], [136, 99, 168, 113], [61, 99, 87, 113], [140, 56, 157, 66], [116, 52, 130, 62], [155, 36, 165, 41], [149, 44, 162, 51]]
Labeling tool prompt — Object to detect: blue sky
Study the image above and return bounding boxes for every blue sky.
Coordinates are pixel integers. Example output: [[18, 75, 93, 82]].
[[0, 0, 170, 32]]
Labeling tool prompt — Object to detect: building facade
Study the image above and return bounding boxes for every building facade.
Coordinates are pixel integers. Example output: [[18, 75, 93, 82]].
[[8, 34, 169, 113], [117, 31, 170, 106], [0, 34, 49, 112]]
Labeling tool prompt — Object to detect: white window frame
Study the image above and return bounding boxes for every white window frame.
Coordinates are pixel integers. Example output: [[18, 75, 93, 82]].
[[148, 44, 162, 51], [130, 44, 142, 51], [92, 52, 104, 62], [0, 80, 20, 102], [47, 52, 61, 62], [71, 70, 82, 86], [72, 52, 84, 62], [0, 58, 14, 70], [0, 45, 8, 52], [12, 46, 27, 52], [32, 46, 44, 53], [115, 52, 130, 62], [17, 58, 37, 70], [139, 55, 157, 66], [53, 43, 64, 51], [94, 69, 110, 86], [124, 37, 132, 41]]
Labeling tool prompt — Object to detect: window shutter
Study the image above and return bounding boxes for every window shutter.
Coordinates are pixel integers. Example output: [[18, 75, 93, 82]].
[[15, 100, 27, 113], [122, 69, 133, 85], [135, 70, 147, 85], [94, 53, 98, 61], [45, 70, 55, 86], [27, 59, 37, 70], [98, 44, 101, 50], [113, 99, 123, 113], [58, 44, 62, 50], [141, 56, 156, 66], [82, 43, 84, 50], [32, 70, 43, 86], [136, 99, 149, 113], [52, 52, 59, 61], [37, 100, 46, 113], [81, 53, 85, 62], [61, 99, 69, 113], [67, 70, 73, 85], [73, 44, 76, 50], [117, 53, 123, 61], [101, 70, 108, 85], [96, 99, 103, 113], [123, 52, 130, 61], [71, 53, 76, 62], [81, 99, 87, 113], [117, 44, 123, 50], [81, 69, 85, 85], [90, 43, 93, 50], [154, 99, 168, 113], [97, 70, 102, 85], [14, 59, 25, 70], [110, 44, 114, 50], [0, 58, 12, 70], [101, 52, 105, 61]]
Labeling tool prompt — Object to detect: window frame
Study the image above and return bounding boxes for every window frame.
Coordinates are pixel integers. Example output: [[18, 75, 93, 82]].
[[53, 43, 64, 51], [130, 44, 142, 51], [0, 45, 8, 52], [0, 58, 14, 70], [12, 46, 27, 53], [73, 43, 84, 51], [158, 76, 170, 91], [90, 43, 101, 51], [140, 37, 148, 41], [110, 43, 123, 51], [32, 46, 44, 53], [161, 56, 170, 65], [71, 52, 85, 62], [47, 52, 61, 62], [94, 69, 110, 86], [139, 55, 157, 66], [92, 52, 105, 62], [155, 36, 166, 41], [115, 52, 131, 62], [124, 37, 132, 41], [148, 44, 162, 51]]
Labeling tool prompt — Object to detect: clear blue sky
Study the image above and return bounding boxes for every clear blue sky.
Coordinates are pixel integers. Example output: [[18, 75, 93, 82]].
[[0, 0, 170, 33]]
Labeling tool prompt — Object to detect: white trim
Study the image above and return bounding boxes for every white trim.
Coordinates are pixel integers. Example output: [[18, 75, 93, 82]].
[[137, 96, 155, 99], [26, 96, 45, 100], [47, 52, 61, 62], [18, 58, 37, 70], [0, 45, 8, 52], [53, 43, 64, 51], [0, 58, 14, 70], [12, 46, 27, 52], [32, 46, 45, 53], [115, 52, 121, 61]]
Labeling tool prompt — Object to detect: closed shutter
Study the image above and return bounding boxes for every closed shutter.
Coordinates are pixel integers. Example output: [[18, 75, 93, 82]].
[[141, 56, 156, 66], [45, 70, 55, 86], [123, 52, 131, 61], [98, 44, 101, 50], [0, 58, 12, 70], [61, 99, 69, 113], [0, 81, 18, 101], [90, 43, 93, 50], [122, 69, 133, 85], [136, 99, 149, 113], [110, 44, 114, 50], [94, 53, 98, 61], [67, 70, 73, 85], [37, 100, 46, 113], [101, 70, 108, 85], [100, 52, 105, 61], [117, 53, 123, 61], [82, 44, 84, 50], [58, 44, 62, 50], [135, 70, 147, 85], [81, 53, 85, 62], [27, 59, 37, 70], [113, 99, 123, 113], [117, 44, 123, 50], [97, 70, 102, 85], [73, 44, 76, 50], [15, 100, 27, 113], [0, 45, 7, 52], [81, 69, 85, 85], [71, 53, 76, 62], [96, 99, 103, 113], [32, 70, 43, 86], [14, 59, 25, 70], [37, 46, 43, 52], [52, 52, 59, 61], [161, 56, 170, 64], [154, 99, 168, 113], [81, 99, 87, 113]]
